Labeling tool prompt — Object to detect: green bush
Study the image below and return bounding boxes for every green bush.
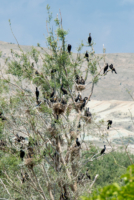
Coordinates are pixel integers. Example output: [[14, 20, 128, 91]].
[[83, 146, 134, 188], [81, 165, 134, 200]]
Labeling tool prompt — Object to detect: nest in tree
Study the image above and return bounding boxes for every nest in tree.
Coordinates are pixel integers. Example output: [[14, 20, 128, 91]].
[[53, 103, 66, 115], [75, 102, 83, 112], [75, 84, 85, 91], [25, 158, 36, 169], [82, 116, 91, 123], [70, 130, 77, 140], [47, 127, 58, 137]]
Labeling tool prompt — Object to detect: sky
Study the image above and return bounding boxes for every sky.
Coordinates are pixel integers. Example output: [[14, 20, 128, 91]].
[[0, 0, 134, 54]]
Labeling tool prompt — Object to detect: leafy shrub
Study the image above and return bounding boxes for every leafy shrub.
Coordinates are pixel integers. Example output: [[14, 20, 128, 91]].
[[81, 165, 134, 200]]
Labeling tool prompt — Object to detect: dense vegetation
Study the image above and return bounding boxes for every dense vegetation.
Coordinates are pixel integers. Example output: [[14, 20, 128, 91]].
[[82, 165, 134, 200]]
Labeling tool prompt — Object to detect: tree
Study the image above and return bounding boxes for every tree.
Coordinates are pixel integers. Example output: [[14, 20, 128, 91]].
[[0, 5, 119, 200]]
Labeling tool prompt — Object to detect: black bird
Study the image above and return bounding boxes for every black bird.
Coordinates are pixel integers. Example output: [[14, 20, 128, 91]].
[[50, 88, 55, 98], [15, 134, 25, 143], [67, 44, 72, 54], [61, 84, 68, 95], [35, 87, 39, 101], [80, 76, 85, 85], [60, 192, 68, 200], [86, 169, 91, 180], [76, 138, 81, 147], [109, 64, 117, 74], [51, 69, 57, 79], [43, 150, 46, 157], [0, 140, 6, 146], [20, 148, 25, 161], [0, 112, 7, 121], [50, 96, 57, 103], [75, 94, 80, 102], [19, 136, 25, 141], [61, 98, 67, 105], [77, 121, 81, 128], [100, 145, 106, 155], [35, 70, 39, 75], [104, 63, 109, 74], [85, 107, 92, 117], [51, 69, 57, 73], [88, 33, 92, 45], [76, 74, 80, 84], [21, 172, 29, 183], [80, 97, 88, 111], [78, 173, 85, 182], [107, 120, 112, 129], [85, 51, 89, 62]]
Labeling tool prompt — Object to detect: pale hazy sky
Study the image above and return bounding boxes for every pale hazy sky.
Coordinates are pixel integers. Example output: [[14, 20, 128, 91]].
[[0, 0, 134, 53]]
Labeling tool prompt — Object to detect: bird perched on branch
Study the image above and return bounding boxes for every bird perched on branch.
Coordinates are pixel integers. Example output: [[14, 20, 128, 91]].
[[85, 107, 92, 117], [15, 134, 25, 143], [77, 173, 85, 183], [76, 74, 80, 84], [109, 64, 117, 74], [67, 44, 72, 54], [104, 63, 109, 74], [61, 84, 68, 95], [21, 172, 29, 183], [77, 121, 81, 128], [61, 97, 67, 105], [0, 140, 6, 146], [86, 169, 91, 180], [60, 192, 68, 200], [50, 88, 55, 98], [35, 70, 39, 75], [35, 87, 39, 101], [20, 147, 25, 161], [100, 145, 106, 155], [75, 92, 82, 102], [88, 33, 92, 45], [80, 97, 88, 111], [107, 120, 112, 129], [0, 112, 7, 121], [80, 76, 85, 85], [50, 96, 57, 103], [76, 138, 81, 147], [85, 51, 89, 62], [75, 94, 79, 102], [51, 69, 57, 79]]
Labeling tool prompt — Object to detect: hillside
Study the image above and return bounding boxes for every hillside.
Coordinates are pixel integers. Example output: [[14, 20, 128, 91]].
[[0, 41, 134, 101], [0, 41, 134, 145]]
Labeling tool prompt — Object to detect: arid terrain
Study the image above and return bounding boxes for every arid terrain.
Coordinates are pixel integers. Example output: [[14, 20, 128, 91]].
[[0, 41, 134, 150]]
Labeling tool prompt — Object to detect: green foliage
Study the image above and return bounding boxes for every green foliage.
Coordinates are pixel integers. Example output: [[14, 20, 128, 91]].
[[56, 28, 68, 40], [81, 165, 134, 200], [83, 146, 134, 188], [0, 51, 2, 57], [93, 76, 99, 84], [0, 153, 20, 174], [7, 60, 23, 77]]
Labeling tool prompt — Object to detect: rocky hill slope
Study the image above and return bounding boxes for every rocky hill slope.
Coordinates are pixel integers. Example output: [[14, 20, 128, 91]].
[[0, 41, 134, 145]]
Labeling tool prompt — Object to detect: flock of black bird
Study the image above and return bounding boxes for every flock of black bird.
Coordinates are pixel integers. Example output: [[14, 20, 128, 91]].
[[76, 75, 85, 85], [104, 63, 117, 74], [0, 33, 116, 195]]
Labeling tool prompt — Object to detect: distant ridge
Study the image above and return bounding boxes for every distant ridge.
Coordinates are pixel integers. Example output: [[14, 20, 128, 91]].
[[0, 41, 134, 101]]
